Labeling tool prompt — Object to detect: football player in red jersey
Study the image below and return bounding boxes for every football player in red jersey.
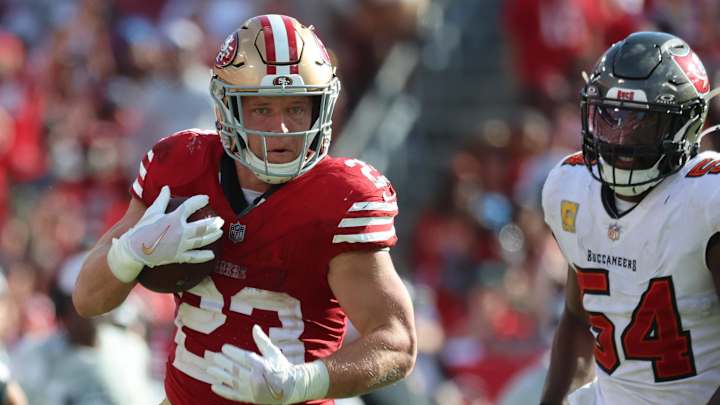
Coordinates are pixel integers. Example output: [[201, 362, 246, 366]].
[[72, 14, 416, 405]]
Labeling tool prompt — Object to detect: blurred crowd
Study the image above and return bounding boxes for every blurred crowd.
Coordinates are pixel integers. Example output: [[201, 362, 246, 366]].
[[1, 0, 720, 404]]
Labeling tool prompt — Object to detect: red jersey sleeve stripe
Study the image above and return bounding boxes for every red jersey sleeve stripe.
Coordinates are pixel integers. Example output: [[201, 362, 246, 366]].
[[132, 179, 143, 198], [332, 227, 396, 244], [338, 216, 394, 228], [132, 149, 155, 199], [347, 201, 398, 212], [138, 161, 148, 180], [143, 149, 154, 165], [333, 221, 394, 238]]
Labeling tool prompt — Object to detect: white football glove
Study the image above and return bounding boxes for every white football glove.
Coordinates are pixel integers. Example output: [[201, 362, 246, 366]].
[[207, 325, 329, 404], [107, 185, 225, 283]]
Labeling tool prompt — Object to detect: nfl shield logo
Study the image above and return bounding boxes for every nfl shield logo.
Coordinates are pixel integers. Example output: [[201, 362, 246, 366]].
[[229, 222, 246, 243], [608, 223, 621, 241]]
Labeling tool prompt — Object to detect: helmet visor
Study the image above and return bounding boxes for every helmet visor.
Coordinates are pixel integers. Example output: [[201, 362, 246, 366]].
[[589, 105, 672, 145], [588, 105, 672, 169]]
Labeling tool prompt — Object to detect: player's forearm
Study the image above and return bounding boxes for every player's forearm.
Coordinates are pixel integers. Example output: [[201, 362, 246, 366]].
[[72, 243, 135, 318], [540, 309, 594, 404], [322, 320, 416, 398]]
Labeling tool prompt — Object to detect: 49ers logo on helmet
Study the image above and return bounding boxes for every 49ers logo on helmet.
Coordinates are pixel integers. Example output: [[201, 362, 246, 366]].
[[272, 76, 293, 86], [673, 52, 710, 94], [215, 32, 239, 68]]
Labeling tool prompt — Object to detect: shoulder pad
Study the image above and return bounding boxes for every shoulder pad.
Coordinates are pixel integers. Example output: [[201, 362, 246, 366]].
[[304, 157, 398, 253], [561, 151, 588, 167], [542, 151, 591, 231], [312, 157, 396, 198], [131, 130, 220, 203]]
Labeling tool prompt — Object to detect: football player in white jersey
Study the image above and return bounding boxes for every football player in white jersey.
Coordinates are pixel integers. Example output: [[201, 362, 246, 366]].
[[539, 32, 720, 405]]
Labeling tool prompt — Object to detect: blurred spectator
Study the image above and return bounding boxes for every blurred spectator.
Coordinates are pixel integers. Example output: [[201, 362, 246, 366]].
[[0, 271, 28, 405], [9, 252, 159, 405], [0, 30, 44, 224], [0, 359, 28, 405], [503, 0, 643, 108]]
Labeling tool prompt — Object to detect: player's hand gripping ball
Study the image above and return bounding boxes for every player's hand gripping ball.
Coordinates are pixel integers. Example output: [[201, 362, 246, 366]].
[[137, 197, 223, 293]]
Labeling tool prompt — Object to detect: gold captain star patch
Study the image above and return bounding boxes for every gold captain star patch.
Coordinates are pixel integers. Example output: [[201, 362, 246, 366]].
[[560, 200, 579, 233]]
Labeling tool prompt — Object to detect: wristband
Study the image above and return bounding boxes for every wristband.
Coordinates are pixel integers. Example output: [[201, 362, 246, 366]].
[[107, 237, 144, 283], [288, 360, 329, 403]]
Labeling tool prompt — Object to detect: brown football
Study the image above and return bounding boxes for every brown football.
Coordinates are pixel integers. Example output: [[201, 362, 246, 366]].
[[137, 196, 223, 293]]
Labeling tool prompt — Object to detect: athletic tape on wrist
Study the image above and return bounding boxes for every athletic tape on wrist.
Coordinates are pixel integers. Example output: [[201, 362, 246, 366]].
[[107, 238, 144, 283], [288, 360, 329, 403]]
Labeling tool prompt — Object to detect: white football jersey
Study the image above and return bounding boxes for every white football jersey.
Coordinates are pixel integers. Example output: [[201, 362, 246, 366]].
[[542, 151, 720, 405]]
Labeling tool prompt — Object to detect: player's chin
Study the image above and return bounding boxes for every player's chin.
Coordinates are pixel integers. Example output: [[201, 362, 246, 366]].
[[267, 151, 300, 163]]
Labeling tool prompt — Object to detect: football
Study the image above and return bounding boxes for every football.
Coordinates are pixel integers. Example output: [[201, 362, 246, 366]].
[[137, 197, 223, 293]]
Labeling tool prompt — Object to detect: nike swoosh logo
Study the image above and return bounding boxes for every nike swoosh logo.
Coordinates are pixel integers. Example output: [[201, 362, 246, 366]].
[[262, 373, 284, 401], [141, 225, 171, 255]]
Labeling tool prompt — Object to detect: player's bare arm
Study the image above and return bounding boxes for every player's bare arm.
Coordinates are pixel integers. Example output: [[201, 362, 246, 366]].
[[705, 234, 720, 405], [323, 249, 417, 397], [72, 197, 145, 317], [540, 264, 594, 404]]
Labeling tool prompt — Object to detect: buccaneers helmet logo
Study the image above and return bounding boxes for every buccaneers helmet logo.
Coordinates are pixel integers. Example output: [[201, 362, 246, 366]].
[[673, 52, 710, 94]]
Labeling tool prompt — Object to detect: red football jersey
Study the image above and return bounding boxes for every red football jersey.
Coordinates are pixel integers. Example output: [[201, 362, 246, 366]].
[[131, 130, 398, 405]]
